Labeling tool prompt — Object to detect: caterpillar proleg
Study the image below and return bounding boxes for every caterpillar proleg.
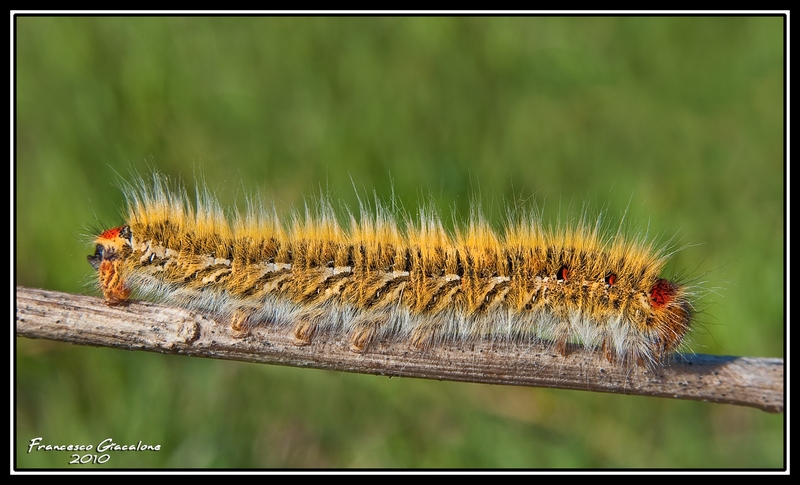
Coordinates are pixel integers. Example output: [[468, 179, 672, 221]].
[[88, 173, 695, 368]]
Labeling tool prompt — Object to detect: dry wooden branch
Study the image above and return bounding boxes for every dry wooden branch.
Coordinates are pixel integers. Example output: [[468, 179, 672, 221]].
[[15, 286, 784, 413]]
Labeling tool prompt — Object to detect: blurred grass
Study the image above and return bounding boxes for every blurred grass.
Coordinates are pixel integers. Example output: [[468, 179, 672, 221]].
[[15, 16, 784, 469]]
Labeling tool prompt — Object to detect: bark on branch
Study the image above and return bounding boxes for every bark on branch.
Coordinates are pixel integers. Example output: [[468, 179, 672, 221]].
[[15, 286, 784, 413]]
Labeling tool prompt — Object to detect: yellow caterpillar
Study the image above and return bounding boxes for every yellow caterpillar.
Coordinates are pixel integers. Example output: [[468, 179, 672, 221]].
[[88, 173, 695, 368]]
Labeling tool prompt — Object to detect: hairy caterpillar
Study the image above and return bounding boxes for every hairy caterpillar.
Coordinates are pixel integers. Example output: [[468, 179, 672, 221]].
[[88, 173, 695, 368]]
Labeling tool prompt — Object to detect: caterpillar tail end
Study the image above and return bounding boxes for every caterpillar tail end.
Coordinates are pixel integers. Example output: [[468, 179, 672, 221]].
[[647, 278, 694, 363]]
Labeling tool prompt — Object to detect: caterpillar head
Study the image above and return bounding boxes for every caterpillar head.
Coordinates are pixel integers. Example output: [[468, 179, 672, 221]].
[[88, 225, 133, 305]]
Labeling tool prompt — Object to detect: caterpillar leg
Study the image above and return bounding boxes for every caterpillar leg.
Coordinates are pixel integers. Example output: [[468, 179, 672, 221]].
[[602, 339, 614, 363], [97, 260, 131, 305], [409, 328, 435, 350], [349, 322, 379, 353], [409, 318, 444, 350], [230, 307, 258, 337], [348, 308, 395, 353], [292, 307, 329, 346], [293, 321, 316, 346]]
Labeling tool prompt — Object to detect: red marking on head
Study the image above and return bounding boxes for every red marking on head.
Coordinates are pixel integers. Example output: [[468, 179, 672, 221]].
[[99, 226, 125, 240], [557, 266, 569, 281], [649, 278, 677, 309], [605, 273, 617, 286]]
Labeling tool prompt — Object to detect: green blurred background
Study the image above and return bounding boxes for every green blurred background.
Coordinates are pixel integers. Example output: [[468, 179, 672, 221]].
[[15, 16, 784, 469]]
